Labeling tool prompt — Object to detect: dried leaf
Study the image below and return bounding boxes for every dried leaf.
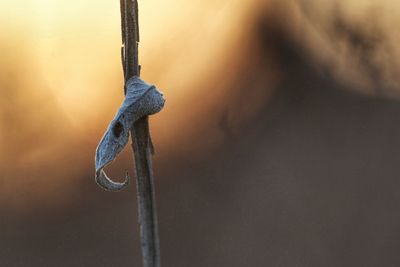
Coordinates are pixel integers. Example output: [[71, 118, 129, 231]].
[[95, 76, 165, 191]]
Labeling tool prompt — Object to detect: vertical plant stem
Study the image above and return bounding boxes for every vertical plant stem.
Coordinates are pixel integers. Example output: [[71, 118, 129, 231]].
[[132, 118, 161, 267], [121, 0, 161, 266]]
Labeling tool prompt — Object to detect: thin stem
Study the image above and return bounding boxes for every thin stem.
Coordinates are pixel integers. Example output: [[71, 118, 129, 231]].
[[120, 1, 161, 266], [132, 118, 161, 267]]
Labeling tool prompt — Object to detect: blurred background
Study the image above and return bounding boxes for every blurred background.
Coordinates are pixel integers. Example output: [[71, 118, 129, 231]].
[[1, 0, 400, 266]]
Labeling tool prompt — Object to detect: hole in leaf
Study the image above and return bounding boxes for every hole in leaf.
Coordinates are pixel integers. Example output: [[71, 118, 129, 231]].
[[113, 121, 124, 138]]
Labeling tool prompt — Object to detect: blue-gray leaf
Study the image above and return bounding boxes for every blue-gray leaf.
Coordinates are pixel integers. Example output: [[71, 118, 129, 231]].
[[95, 76, 165, 191]]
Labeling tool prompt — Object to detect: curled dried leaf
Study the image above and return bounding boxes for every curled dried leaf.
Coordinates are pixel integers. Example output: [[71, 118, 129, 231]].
[[95, 76, 165, 191]]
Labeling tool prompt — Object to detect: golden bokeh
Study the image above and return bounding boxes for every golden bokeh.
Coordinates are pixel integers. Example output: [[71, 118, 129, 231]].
[[0, 0, 265, 212], [2, 0, 400, 212]]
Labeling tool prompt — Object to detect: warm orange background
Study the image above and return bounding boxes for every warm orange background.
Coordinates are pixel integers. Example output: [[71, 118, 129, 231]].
[[0, 0, 266, 211], [2, 0, 400, 210], [3, 0, 400, 209], [2, 1, 400, 266]]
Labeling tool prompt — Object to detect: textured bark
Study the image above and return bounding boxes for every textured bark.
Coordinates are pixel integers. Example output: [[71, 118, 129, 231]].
[[121, 0, 161, 266]]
